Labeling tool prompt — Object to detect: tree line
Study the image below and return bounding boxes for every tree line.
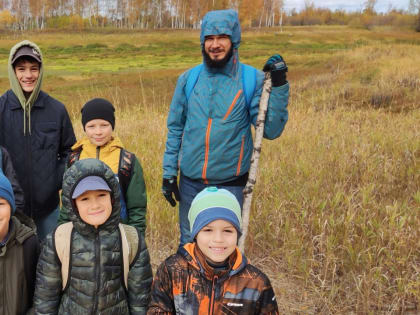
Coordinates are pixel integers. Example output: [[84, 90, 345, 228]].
[[0, 0, 418, 31]]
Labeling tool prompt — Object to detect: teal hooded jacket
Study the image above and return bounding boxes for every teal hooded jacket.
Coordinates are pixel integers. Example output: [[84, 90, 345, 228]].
[[163, 9, 289, 184]]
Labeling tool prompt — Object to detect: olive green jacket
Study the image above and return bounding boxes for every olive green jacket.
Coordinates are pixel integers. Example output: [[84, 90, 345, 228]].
[[34, 158, 152, 314], [0, 214, 39, 315]]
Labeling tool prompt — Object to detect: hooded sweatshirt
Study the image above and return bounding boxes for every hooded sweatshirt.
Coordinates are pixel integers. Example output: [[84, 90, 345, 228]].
[[0, 40, 76, 218], [8, 40, 44, 135]]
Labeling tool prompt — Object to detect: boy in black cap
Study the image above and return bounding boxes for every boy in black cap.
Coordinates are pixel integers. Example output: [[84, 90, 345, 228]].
[[0, 40, 76, 240], [58, 98, 147, 234]]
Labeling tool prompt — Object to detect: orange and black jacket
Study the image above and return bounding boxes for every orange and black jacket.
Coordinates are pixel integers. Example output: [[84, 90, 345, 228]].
[[148, 243, 279, 315]]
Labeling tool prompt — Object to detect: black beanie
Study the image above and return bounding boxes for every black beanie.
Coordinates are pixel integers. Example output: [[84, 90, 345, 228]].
[[81, 98, 115, 130]]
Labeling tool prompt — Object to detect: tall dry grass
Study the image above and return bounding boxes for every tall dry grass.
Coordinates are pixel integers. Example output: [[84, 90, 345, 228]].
[[0, 26, 418, 313]]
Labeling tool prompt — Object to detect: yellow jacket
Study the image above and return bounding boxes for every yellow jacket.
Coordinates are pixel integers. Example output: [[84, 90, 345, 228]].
[[59, 136, 147, 233], [72, 136, 123, 173]]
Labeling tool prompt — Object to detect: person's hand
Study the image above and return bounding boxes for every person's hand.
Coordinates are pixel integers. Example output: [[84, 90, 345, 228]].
[[263, 54, 288, 87], [162, 177, 180, 207]]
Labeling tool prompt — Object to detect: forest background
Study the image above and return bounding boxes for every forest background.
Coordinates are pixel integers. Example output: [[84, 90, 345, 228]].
[[0, 0, 419, 314], [1, 0, 420, 30]]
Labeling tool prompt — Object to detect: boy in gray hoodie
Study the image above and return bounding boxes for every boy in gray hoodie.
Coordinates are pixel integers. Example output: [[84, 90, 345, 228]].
[[0, 40, 76, 240]]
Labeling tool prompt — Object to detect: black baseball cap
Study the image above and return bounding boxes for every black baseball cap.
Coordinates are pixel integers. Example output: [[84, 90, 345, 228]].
[[12, 45, 42, 65]]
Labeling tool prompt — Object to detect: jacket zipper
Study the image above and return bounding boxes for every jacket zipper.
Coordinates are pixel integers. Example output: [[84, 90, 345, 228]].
[[25, 113, 33, 218], [223, 90, 242, 120], [96, 146, 100, 159], [208, 275, 218, 315], [236, 135, 245, 176], [91, 231, 100, 314], [201, 118, 212, 184]]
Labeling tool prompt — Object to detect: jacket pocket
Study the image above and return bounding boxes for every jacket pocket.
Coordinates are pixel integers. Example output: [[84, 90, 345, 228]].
[[223, 90, 242, 121], [36, 122, 58, 150]]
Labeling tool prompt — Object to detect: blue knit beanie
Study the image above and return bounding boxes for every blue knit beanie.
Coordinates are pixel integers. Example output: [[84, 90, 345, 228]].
[[0, 172, 16, 214], [188, 187, 242, 242]]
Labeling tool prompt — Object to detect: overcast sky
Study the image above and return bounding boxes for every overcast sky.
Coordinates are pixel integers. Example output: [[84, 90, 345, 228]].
[[284, 0, 410, 13]]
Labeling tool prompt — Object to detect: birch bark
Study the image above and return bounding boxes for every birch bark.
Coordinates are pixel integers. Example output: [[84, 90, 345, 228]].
[[239, 72, 272, 252]]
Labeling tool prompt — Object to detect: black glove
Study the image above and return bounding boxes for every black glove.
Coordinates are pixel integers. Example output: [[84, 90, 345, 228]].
[[162, 177, 180, 207], [263, 54, 288, 87]]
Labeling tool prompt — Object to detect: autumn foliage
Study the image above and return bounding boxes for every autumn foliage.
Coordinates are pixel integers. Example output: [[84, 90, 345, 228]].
[[0, 0, 417, 31]]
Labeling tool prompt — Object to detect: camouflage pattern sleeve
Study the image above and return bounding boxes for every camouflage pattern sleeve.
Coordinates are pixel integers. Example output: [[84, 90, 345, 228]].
[[256, 275, 280, 315], [33, 233, 63, 314], [147, 260, 176, 315]]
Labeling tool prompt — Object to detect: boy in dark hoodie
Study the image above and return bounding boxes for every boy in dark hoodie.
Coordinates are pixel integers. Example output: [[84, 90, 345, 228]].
[[148, 187, 279, 314], [0, 40, 76, 240], [0, 171, 40, 315], [35, 158, 152, 314]]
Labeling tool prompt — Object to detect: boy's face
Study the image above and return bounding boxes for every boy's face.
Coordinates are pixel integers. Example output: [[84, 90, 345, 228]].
[[196, 219, 237, 264], [0, 197, 11, 237], [14, 59, 40, 94], [75, 190, 112, 228], [85, 119, 113, 147]]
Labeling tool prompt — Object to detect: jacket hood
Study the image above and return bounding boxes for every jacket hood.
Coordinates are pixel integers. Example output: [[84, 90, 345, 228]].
[[61, 158, 121, 237], [200, 9, 241, 49], [180, 242, 247, 279], [8, 40, 44, 134], [12, 212, 36, 244]]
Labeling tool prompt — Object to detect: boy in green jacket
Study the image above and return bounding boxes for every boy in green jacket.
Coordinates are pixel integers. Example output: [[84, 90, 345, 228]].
[[0, 171, 40, 315], [58, 98, 147, 234], [35, 159, 152, 314]]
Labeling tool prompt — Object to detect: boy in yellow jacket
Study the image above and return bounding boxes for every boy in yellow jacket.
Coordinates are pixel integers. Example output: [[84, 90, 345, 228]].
[[58, 98, 147, 234]]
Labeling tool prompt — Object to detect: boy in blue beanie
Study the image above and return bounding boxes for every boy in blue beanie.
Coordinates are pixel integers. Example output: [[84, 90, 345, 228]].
[[148, 187, 279, 314], [0, 171, 40, 314]]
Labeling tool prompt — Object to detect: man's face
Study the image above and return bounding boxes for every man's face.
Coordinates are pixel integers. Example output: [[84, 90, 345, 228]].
[[204, 34, 232, 62], [84, 119, 113, 147], [0, 197, 11, 239], [14, 59, 40, 94], [75, 190, 112, 228], [196, 219, 238, 264]]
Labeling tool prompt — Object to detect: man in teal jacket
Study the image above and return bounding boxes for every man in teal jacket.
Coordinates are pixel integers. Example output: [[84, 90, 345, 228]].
[[162, 9, 289, 246]]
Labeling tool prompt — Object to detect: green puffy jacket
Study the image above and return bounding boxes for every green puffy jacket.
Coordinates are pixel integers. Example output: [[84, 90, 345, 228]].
[[34, 158, 153, 314]]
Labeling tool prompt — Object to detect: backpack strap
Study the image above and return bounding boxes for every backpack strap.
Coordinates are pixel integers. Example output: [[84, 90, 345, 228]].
[[185, 63, 256, 108], [119, 223, 139, 289], [241, 63, 257, 108], [55, 222, 138, 291], [67, 149, 82, 168], [54, 222, 73, 290], [118, 149, 135, 197], [185, 64, 203, 101]]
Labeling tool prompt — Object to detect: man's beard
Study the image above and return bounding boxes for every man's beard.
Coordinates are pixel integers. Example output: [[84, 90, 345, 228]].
[[202, 46, 233, 69]]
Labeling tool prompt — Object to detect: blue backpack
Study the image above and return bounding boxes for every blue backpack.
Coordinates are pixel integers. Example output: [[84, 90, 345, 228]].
[[185, 63, 257, 107]]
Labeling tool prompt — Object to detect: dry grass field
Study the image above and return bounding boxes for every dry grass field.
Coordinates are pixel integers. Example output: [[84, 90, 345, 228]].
[[0, 25, 419, 314]]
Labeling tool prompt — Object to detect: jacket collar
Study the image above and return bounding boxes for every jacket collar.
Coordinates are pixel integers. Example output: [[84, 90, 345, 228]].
[[180, 242, 247, 280], [8, 89, 46, 110]]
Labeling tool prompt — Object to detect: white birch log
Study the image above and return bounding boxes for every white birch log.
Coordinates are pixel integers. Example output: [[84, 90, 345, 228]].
[[239, 72, 272, 252]]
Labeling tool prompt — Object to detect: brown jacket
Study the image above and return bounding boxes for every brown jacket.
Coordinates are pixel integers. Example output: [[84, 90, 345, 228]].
[[0, 214, 40, 315]]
